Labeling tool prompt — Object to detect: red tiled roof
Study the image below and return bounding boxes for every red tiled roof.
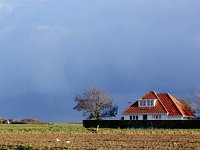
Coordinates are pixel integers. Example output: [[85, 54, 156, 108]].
[[157, 93, 182, 116], [168, 94, 194, 116], [142, 91, 157, 99], [122, 91, 194, 117]]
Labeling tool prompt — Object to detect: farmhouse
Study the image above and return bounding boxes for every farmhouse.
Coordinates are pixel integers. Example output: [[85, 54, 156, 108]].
[[122, 91, 195, 120]]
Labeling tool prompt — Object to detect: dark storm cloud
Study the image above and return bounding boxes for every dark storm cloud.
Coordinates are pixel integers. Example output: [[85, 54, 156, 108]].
[[0, 0, 200, 122]]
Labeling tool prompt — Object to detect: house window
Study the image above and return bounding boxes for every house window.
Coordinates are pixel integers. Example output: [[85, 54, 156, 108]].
[[143, 101, 146, 106], [153, 115, 161, 120], [130, 115, 138, 120], [147, 101, 150, 106], [138, 99, 157, 107], [150, 101, 153, 106], [139, 101, 142, 107]]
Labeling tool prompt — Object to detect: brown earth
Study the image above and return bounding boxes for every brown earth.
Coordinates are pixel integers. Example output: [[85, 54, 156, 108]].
[[0, 129, 200, 149]]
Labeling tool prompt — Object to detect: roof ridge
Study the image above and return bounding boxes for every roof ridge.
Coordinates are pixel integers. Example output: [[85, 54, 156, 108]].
[[154, 92, 168, 114], [167, 94, 185, 116]]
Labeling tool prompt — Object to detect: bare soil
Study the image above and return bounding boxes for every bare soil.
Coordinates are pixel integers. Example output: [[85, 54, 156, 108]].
[[0, 129, 200, 149]]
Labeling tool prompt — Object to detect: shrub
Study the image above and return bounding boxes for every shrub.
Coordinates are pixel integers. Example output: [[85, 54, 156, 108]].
[[17, 144, 38, 150]]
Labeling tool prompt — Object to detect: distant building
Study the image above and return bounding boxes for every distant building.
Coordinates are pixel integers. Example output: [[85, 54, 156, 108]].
[[3, 120, 10, 124], [122, 91, 195, 120]]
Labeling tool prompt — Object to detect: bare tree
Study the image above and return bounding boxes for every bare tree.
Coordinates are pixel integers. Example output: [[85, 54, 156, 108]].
[[73, 87, 118, 120], [193, 94, 200, 115], [179, 98, 192, 111]]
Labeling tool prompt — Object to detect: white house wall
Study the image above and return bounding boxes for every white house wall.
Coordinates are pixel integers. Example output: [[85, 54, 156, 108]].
[[123, 114, 195, 120], [123, 115, 129, 120], [123, 114, 168, 120], [138, 115, 143, 120], [167, 116, 183, 120], [147, 115, 153, 120], [148, 114, 168, 120]]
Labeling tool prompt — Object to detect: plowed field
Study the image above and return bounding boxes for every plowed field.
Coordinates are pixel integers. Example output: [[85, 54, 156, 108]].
[[0, 124, 200, 149]]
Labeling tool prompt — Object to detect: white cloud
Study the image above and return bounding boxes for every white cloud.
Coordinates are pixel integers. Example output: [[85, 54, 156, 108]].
[[0, 0, 21, 14]]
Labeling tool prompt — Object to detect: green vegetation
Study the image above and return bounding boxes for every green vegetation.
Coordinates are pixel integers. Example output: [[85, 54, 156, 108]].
[[17, 144, 37, 150], [0, 123, 87, 132], [1, 144, 71, 150], [1, 123, 200, 133], [0, 144, 38, 150]]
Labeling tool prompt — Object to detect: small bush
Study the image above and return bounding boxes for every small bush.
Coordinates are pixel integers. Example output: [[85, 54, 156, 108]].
[[17, 144, 38, 150]]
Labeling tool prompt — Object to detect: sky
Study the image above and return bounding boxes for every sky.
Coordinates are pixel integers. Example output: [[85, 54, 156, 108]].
[[0, 0, 200, 122]]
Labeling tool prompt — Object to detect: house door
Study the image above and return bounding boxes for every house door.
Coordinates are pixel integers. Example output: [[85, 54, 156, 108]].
[[143, 115, 147, 120]]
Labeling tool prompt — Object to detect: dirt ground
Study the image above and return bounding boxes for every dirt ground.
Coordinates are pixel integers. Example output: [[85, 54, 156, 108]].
[[0, 129, 200, 149]]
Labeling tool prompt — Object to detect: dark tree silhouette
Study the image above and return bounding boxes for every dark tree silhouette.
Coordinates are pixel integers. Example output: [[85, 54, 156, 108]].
[[73, 87, 118, 120]]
